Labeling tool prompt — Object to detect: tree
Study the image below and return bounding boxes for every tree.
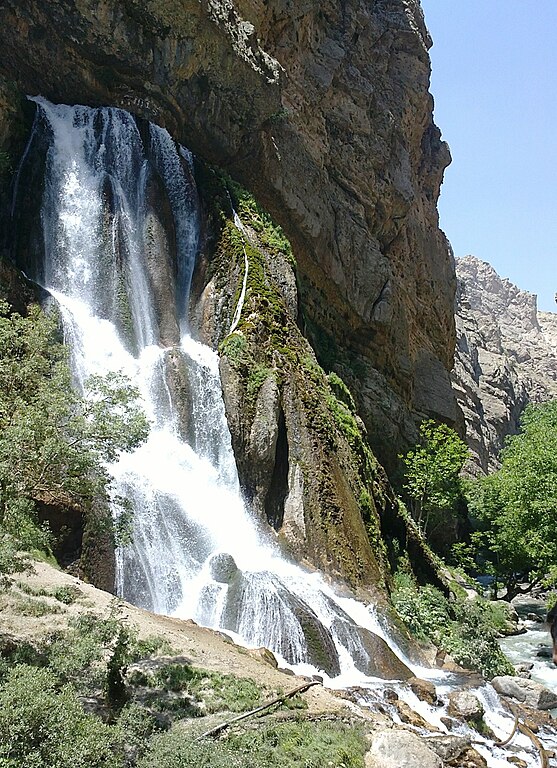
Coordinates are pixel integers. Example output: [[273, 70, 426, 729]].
[[466, 400, 557, 599], [0, 299, 149, 551], [400, 420, 469, 544]]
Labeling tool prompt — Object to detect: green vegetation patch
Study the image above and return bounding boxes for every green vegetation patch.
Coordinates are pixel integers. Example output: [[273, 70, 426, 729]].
[[392, 572, 514, 679], [0, 299, 149, 563], [0, 665, 123, 768], [227, 179, 295, 268], [132, 662, 263, 715], [140, 719, 367, 768]]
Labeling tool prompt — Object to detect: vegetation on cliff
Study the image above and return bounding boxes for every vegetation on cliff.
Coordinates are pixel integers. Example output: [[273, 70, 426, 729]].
[[399, 419, 468, 549], [0, 297, 148, 565], [392, 571, 514, 678]]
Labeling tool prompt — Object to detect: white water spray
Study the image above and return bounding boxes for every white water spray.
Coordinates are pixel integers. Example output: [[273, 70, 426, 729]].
[[18, 99, 554, 766], [29, 98, 411, 683]]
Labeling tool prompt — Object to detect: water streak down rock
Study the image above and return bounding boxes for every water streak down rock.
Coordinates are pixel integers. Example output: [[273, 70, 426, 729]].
[[0, 0, 458, 469]]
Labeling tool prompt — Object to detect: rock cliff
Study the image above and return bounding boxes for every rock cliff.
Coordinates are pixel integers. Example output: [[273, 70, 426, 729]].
[[0, 0, 457, 469], [452, 255, 557, 474]]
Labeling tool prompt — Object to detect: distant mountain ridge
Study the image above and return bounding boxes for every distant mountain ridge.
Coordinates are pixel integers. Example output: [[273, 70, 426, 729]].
[[452, 255, 557, 475]]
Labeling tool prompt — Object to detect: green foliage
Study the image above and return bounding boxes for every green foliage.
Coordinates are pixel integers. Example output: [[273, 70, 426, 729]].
[[227, 180, 295, 267], [0, 532, 29, 577], [400, 420, 468, 542], [14, 595, 62, 617], [139, 663, 262, 714], [327, 372, 356, 413], [246, 364, 272, 401], [0, 665, 123, 768], [0, 300, 149, 553], [466, 400, 557, 598], [392, 572, 514, 678], [140, 720, 366, 768], [15, 581, 81, 605], [219, 333, 248, 365]]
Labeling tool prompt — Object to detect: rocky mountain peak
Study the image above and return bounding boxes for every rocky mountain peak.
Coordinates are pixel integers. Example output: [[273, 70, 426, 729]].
[[452, 255, 557, 474]]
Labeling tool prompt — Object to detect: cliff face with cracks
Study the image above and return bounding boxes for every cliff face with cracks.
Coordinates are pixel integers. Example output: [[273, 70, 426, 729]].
[[0, 0, 457, 470], [453, 256, 557, 475]]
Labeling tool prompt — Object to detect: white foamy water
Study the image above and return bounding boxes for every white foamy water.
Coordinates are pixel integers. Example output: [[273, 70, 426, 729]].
[[19, 97, 554, 766]]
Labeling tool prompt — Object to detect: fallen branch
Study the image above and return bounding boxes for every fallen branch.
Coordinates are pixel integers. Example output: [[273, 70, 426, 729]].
[[493, 711, 519, 747], [506, 701, 550, 768], [196, 680, 320, 740]]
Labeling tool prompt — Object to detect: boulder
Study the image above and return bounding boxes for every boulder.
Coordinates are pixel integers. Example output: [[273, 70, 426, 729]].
[[447, 691, 484, 723], [514, 662, 533, 678], [422, 734, 471, 762], [208, 553, 239, 584], [407, 676, 438, 705], [366, 730, 442, 768], [491, 676, 557, 710]]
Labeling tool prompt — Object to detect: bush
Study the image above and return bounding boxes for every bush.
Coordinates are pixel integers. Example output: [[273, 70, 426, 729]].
[[0, 300, 149, 553], [392, 573, 514, 678], [140, 720, 366, 768], [0, 665, 123, 768]]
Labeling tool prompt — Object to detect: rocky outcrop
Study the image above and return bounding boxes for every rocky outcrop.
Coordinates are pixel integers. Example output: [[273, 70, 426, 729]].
[[191, 175, 446, 599], [452, 256, 557, 474], [0, 0, 457, 470]]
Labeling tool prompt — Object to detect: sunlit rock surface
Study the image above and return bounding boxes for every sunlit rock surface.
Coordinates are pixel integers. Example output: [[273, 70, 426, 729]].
[[0, 0, 458, 469], [452, 255, 557, 474]]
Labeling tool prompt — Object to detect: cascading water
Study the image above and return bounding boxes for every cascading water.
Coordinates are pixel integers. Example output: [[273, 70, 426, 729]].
[[14, 98, 557, 767], [26, 97, 400, 680]]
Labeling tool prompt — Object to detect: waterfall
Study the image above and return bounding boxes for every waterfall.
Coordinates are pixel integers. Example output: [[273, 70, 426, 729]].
[[26, 97, 399, 682], [15, 98, 556, 766]]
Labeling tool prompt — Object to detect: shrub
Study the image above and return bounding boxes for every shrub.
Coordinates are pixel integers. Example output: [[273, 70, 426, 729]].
[[392, 572, 514, 678], [140, 720, 366, 768], [0, 665, 123, 768]]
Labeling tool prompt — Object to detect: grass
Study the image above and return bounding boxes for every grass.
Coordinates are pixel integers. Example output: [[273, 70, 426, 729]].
[[14, 596, 63, 616], [133, 662, 263, 715], [140, 719, 367, 768]]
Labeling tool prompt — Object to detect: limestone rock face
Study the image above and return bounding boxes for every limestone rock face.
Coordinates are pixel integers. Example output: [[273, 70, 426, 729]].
[[0, 0, 457, 469], [452, 256, 557, 474]]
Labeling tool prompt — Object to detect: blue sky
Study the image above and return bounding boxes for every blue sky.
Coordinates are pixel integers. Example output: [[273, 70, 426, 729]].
[[420, 1, 557, 312]]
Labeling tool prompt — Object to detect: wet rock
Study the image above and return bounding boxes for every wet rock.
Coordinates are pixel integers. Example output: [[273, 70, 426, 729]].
[[289, 596, 341, 678], [422, 734, 471, 762], [506, 758, 527, 768], [331, 618, 413, 681], [246, 647, 278, 668], [395, 700, 440, 731], [209, 553, 238, 584], [447, 691, 484, 723], [514, 662, 533, 678], [510, 595, 547, 620], [248, 374, 281, 518], [491, 676, 557, 710], [408, 677, 438, 705], [455, 747, 488, 768], [366, 729, 442, 768], [440, 715, 459, 731], [527, 612, 544, 623], [221, 572, 341, 678], [535, 646, 552, 658]]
